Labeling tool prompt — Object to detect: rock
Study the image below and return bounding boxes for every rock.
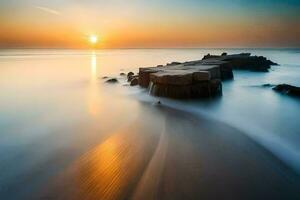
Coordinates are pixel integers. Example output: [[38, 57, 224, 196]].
[[120, 72, 126, 76], [202, 53, 277, 71], [127, 72, 135, 82], [137, 52, 277, 99], [166, 62, 182, 66], [130, 78, 139, 86], [148, 69, 222, 98], [149, 79, 222, 99], [128, 75, 138, 82], [105, 78, 118, 83], [150, 70, 194, 86], [273, 84, 300, 97], [138, 67, 160, 87], [261, 83, 274, 87], [127, 71, 134, 78], [102, 76, 108, 79]]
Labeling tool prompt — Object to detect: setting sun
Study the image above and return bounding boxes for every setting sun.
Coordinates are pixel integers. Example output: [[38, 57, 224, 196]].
[[89, 35, 98, 45]]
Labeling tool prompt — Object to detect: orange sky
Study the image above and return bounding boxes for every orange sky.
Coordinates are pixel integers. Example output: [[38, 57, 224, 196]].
[[0, 1, 299, 48]]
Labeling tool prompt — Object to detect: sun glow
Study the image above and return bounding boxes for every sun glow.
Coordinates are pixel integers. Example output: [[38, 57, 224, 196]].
[[89, 35, 98, 44]]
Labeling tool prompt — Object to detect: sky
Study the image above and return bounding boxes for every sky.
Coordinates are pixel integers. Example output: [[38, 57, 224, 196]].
[[0, 0, 299, 48]]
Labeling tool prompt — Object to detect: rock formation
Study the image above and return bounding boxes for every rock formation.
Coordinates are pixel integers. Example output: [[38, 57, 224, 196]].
[[273, 84, 300, 97], [131, 53, 277, 99], [202, 53, 277, 71], [105, 78, 118, 83]]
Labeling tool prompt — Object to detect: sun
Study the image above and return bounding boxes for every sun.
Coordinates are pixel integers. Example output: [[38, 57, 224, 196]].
[[89, 35, 98, 44]]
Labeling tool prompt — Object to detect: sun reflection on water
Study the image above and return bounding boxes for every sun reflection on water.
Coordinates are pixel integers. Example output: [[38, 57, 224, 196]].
[[87, 51, 101, 116], [50, 128, 158, 200], [91, 51, 97, 82]]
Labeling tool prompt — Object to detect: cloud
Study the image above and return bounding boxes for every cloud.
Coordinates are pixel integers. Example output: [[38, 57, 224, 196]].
[[34, 6, 61, 16]]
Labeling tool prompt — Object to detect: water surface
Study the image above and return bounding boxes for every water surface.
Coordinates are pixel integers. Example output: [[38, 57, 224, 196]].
[[0, 48, 299, 199]]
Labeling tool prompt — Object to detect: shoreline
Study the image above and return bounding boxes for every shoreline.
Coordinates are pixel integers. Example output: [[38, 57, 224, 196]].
[[38, 102, 300, 200]]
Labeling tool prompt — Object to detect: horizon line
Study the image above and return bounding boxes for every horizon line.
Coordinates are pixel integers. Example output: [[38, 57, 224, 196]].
[[1, 47, 300, 50]]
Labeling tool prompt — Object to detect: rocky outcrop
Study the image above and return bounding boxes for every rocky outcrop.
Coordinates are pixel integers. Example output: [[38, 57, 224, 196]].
[[134, 53, 277, 99], [140, 66, 223, 98], [273, 84, 300, 97]]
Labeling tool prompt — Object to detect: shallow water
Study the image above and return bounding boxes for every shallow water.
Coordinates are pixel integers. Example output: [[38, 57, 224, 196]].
[[0, 48, 299, 199]]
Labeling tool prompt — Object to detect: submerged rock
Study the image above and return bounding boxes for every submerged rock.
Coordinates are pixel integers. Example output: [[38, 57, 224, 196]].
[[273, 84, 300, 97], [130, 78, 139, 86], [262, 83, 272, 87], [105, 78, 118, 83], [261, 83, 275, 87]]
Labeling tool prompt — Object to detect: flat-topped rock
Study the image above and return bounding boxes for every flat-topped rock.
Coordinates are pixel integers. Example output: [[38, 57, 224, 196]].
[[147, 68, 220, 98], [149, 70, 211, 86], [139, 64, 221, 88]]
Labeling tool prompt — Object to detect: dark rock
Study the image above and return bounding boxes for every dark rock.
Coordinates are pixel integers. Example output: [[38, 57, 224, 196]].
[[138, 68, 160, 87], [149, 80, 222, 99], [273, 84, 300, 97], [148, 70, 221, 98], [202, 53, 219, 60], [166, 62, 182, 66], [105, 78, 118, 83], [127, 72, 134, 82], [128, 75, 138, 82], [261, 83, 274, 87], [202, 53, 277, 72], [130, 78, 139, 86], [120, 72, 126, 76], [102, 76, 108, 79], [221, 52, 227, 56], [127, 72, 134, 77]]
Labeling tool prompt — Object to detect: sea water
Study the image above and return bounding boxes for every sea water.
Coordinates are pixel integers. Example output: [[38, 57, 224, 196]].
[[0, 48, 299, 199]]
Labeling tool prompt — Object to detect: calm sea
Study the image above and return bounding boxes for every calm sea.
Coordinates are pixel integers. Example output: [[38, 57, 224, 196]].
[[0, 48, 300, 199]]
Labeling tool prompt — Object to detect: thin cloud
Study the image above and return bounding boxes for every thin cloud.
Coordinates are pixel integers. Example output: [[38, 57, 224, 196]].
[[34, 6, 61, 16]]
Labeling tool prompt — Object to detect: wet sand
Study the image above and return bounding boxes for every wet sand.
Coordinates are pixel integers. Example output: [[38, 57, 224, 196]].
[[38, 103, 300, 200]]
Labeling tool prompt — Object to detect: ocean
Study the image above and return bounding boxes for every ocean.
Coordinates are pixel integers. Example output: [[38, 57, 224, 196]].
[[0, 48, 299, 199]]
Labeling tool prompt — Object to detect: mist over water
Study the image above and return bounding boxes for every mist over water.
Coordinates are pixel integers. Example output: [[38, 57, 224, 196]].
[[0, 48, 300, 199]]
